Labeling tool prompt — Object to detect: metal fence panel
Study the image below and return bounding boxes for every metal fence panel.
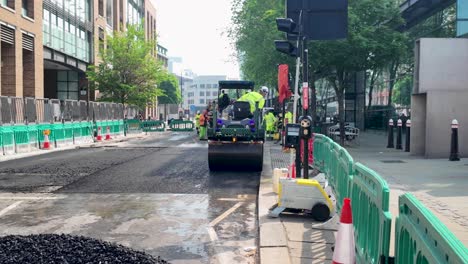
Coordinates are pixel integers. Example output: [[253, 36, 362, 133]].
[[0, 97, 13, 125], [395, 193, 468, 264], [24, 97, 36, 123], [79, 100, 88, 121], [12, 97, 25, 124]]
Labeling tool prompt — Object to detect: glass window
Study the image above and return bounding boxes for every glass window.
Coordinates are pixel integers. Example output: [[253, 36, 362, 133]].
[[199, 99, 205, 104], [106, 0, 113, 26], [68, 71, 78, 81], [200, 91, 204, 96], [57, 71, 68, 81], [98, 0, 103, 16], [57, 82, 68, 91], [200, 84, 205, 88], [213, 84, 218, 89], [68, 82, 78, 91], [213, 92, 218, 97], [206, 91, 211, 96], [207, 84, 212, 88], [57, 92, 68, 100]]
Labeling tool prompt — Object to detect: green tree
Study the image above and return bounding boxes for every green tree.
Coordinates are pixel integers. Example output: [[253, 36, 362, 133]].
[[157, 73, 181, 105], [308, 0, 406, 144], [87, 24, 164, 109], [392, 75, 412, 106], [230, 0, 293, 88]]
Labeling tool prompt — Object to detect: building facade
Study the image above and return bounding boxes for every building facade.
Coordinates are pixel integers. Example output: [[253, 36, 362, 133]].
[[0, 0, 160, 106], [185, 75, 226, 114], [0, 0, 44, 97]]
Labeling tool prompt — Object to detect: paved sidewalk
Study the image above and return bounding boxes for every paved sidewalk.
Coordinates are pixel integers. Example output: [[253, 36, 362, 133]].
[[258, 132, 468, 263], [259, 142, 336, 264], [346, 131, 468, 249]]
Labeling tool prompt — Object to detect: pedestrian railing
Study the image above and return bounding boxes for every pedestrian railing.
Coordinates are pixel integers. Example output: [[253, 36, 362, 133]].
[[313, 134, 468, 264]]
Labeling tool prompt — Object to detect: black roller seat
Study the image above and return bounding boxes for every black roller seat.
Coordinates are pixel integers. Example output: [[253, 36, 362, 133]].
[[233, 101, 252, 121]]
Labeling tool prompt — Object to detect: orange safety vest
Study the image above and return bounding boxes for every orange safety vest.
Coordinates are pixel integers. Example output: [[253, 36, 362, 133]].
[[199, 114, 206, 126]]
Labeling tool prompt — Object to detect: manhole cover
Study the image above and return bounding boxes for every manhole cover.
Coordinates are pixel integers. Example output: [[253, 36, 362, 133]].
[[380, 160, 406, 163]]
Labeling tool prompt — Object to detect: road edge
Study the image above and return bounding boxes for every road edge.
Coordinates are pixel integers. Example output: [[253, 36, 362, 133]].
[[258, 143, 291, 264]]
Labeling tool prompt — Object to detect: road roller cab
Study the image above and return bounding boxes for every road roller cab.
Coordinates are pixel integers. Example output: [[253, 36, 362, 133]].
[[208, 80, 265, 171]]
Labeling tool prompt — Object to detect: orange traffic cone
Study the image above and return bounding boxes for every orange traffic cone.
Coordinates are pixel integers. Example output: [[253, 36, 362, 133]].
[[43, 130, 51, 150], [96, 127, 102, 141], [105, 126, 111, 140], [332, 198, 355, 264]]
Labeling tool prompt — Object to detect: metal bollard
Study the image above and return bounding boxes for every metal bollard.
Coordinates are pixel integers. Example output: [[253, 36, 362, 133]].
[[449, 119, 460, 161], [387, 119, 394, 148], [405, 119, 411, 152], [396, 119, 402, 150]]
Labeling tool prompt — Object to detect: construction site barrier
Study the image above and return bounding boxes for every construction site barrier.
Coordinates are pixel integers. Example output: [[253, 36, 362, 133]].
[[169, 120, 194, 131], [395, 193, 468, 264], [312, 133, 468, 264], [141, 120, 165, 132], [351, 163, 392, 264], [125, 119, 142, 134]]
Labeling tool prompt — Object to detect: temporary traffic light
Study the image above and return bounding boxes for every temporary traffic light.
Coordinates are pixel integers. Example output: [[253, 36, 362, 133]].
[[274, 40, 298, 57], [276, 18, 299, 35]]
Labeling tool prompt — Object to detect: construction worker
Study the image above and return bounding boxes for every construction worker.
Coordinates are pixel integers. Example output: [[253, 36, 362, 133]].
[[199, 110, 207, 140], [218, 90, 230, 113], [238, 86, 268, 113], [264, 110, 276, 139], [284, 110, 293, 126], [195, 111, 201, 135]]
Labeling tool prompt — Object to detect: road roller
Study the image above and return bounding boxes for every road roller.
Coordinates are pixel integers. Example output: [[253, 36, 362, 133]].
[[207, 80, 265, 171]]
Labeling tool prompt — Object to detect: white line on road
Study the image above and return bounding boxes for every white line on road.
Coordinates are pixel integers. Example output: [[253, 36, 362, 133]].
[[0, 201, 22, 218], [209, 202, 244, 227], [217, 198, 246, 202], [207, 227, 219, 241], [0, 196, 63, 200]]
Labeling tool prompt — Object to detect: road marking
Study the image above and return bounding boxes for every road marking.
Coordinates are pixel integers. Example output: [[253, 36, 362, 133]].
[[0, 201, 22, 217], [217, 198, 246, 202], [0, 196, 62, 200], [207, 227, 219, 241], [209, 202, 244, 227]]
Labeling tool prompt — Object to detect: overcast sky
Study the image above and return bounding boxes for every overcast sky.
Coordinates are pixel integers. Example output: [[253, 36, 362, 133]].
[[152, 0, 240, 79]]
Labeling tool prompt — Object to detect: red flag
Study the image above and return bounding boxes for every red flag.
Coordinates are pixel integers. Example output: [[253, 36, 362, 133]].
[[278, 64, 291, 103]]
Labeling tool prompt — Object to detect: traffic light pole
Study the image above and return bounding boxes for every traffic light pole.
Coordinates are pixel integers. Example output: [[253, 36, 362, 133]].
[[302, 39, 309, 179]]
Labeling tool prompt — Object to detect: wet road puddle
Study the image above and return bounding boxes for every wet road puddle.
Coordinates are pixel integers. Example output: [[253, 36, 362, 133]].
[[0, 193, 257, 264]]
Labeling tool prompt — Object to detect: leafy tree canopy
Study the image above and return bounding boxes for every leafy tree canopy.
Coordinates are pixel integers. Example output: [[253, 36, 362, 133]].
[[157, 73, 181, 105], [87, 24, 165, 109]]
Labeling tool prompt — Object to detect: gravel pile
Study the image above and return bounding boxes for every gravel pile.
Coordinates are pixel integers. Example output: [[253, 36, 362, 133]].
[[0, 234, 169, 264]]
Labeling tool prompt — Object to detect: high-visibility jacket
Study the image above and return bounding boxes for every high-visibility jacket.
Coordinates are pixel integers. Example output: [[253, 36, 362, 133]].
[[264, 112, 276, 131], [195, 114, 201, 127], [238, 91, 265, 113], [199, 114, 206, 126], [285, 111, 293, 125]]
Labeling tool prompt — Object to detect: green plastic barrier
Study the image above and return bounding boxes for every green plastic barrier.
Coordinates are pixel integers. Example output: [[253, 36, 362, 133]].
[[2, 126, 15, 154], [81, 122, 92, 137], [125, 119, 142, 134], [111, 120, 119, 135], [324, 137, 334, 176], [13, 125, 30, 153], [351, 163, 392, 264], [327, 141, 341, 193], [313, 134, 327, 171], [395, 193, 468, 264], [141, 120, 165, 132], [27, 124, 39, 150], [72, 122, 82, 143], [52, 123, 65, 146], [118, 120, 124, 136], [63, 123, 74, 145], [335, 148, 354, 211], [169, 120, 194, 131]]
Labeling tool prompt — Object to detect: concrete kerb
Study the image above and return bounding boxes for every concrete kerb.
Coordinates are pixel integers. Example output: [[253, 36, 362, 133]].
[[0, 132, 149, 163], [259, 143, 291, 264]]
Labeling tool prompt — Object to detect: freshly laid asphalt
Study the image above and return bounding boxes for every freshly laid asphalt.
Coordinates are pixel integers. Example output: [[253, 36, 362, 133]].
[[0, 132, 261, 263]]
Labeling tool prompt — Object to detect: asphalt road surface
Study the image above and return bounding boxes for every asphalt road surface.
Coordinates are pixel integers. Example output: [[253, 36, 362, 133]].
[[0, 132, 261, 263]]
